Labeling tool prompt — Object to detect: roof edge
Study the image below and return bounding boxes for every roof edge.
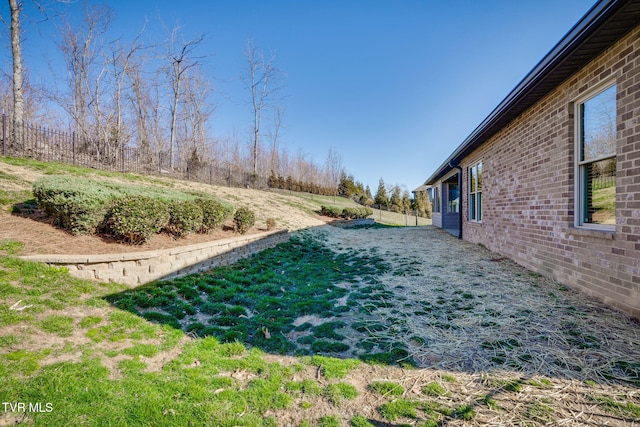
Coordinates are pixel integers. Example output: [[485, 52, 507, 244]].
[[425, 0, 630, 185]]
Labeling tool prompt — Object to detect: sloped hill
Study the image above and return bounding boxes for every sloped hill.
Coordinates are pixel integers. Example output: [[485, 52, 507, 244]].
[[0, 157, 430, 255]]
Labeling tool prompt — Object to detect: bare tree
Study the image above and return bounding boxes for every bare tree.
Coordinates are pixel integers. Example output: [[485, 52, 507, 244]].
[[324, 147, 343, 197], [242, 39, 285, 180], [180, 69, 213, 160], [7, 0, 25, 147], [127, 65, 149, 152], [56, 3, 112, 144], [127, 64, 165, 168], [101, 29, 147, 162], [267, 105, 285, 176], [163, 26, 205, 169]]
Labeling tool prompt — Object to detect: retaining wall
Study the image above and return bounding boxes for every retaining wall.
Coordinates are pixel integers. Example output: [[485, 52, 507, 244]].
[[329, 218, 376, 228], [20, 229, 289, 287]]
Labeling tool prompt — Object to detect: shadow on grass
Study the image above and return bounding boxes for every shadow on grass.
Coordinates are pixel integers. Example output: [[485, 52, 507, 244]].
[[104, 230, 415, 366], [104, 226, 640, 390]]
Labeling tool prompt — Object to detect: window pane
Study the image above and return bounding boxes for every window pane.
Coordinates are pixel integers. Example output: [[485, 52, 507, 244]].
[[469, 194, 476, 221], [470, 166, 476, 193], [477, 162, 482, 191], [477, 192, 482, 221], [584, 158, 616, 225], [581, 85, 616, 162], [448, 183, 459, 213]]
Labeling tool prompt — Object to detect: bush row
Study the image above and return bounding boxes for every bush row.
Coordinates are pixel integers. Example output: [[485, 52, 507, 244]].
[[32, 175, 244, 244], [107, 196, 237, 243], [320, 205, 373, 220], [32, 175, 120, 234]]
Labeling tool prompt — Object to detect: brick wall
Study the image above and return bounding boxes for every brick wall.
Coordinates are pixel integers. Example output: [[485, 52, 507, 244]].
[[20, 229, 290, 287], [460, 26, 640, 318]]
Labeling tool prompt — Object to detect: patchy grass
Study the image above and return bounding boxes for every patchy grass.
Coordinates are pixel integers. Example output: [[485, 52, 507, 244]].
[[0, 240, 24, 255], [106, 231, 393, 359], [369, 381, 404, 397], [307, 356, 361, 380], [422, 381, 448, 397], [38, 315, 75, 337], [1, 226, 640, 426], [588, 394, 640, 418], [325, 382, 358, 405]]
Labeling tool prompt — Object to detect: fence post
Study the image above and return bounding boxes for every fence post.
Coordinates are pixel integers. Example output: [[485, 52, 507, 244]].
[[72, 131, 76, 165], [2, 114, 5, 156], [121, 144, 125, 173]]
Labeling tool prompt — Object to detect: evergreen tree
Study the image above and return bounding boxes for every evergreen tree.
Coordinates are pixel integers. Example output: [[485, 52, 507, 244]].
[[374, 178, 388, 207], [390, 185, 403, 213], [338, 172, 356, 197], [413, 189, 432, 218], [402, 190, 412, 212]]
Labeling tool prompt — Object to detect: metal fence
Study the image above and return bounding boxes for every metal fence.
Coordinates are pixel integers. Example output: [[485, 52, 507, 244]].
[[0, 114, 268, 189]]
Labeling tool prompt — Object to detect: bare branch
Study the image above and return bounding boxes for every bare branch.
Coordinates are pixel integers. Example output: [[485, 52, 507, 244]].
[[242, 38, 286, 178]]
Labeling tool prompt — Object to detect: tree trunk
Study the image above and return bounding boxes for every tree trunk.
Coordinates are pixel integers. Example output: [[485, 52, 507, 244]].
[[169, 61, 180, 170], [9, 0, 24, 148]]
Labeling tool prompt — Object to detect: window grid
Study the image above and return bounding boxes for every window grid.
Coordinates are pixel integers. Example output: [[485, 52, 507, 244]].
[[575, 83, 616, 229], [468, 161, 482, 222]]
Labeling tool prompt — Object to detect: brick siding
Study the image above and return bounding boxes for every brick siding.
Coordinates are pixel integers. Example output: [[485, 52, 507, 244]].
[[459, 26, 640, 318]]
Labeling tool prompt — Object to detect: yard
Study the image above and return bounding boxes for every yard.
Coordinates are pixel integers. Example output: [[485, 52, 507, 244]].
[[1, 224, 639, 426]]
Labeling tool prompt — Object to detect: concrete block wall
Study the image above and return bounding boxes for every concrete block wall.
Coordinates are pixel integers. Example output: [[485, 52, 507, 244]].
[[21, 229, 289, 287], [460, 26, 640, 318]]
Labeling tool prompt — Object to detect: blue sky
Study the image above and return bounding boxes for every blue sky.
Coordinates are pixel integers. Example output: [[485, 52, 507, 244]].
[[6, 0, 596, 192]]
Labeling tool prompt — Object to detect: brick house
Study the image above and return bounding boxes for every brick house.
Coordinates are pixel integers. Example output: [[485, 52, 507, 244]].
[[425, 0, 640, 318]]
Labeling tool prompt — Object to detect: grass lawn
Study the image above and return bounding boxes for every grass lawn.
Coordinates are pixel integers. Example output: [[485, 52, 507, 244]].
[[2, 230, 640, 426], [0, 235, 468, 427]]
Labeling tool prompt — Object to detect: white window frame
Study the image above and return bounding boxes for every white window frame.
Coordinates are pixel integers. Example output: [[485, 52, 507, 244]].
[[448, 182, 459, 214], [573, 80, 617, 231], [468, 161, 482, 222], [431, 186, 440, 213]]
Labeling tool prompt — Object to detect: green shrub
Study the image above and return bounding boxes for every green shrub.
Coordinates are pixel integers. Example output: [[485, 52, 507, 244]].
[[165, 200, 203, 237], [32, 175, 119, 234], [107, 196, 170, 244], [196, 198, 233, 232], [32, 176, 234, 239], [320, 205, 372, 220], [233, 207, 255, 234], [320, 205, 343, 218], [342, 207, 373, 219]]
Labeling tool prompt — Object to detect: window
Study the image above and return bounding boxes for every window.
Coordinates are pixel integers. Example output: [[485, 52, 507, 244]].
[[575, 84, 616, 228], [431, 187, 440, 213], [448, 183, 459, 213], [469, 161, 482, 222]]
